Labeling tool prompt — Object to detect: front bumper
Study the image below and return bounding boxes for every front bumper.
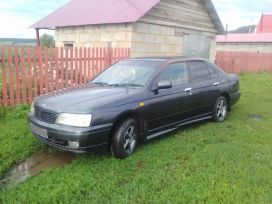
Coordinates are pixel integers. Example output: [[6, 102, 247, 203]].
[[28, 113, 113, 153]]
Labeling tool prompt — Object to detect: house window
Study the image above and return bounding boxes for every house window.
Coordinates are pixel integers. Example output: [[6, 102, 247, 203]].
[[64, 43, 74, 48]]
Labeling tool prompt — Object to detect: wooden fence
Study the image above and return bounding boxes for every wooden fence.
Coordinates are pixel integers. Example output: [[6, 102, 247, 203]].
[[0, 46, 130, 106], [215, 51, 272, 74]]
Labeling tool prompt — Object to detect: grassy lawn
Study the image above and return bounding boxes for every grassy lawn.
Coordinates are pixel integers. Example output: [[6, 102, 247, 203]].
[[1, 73, 272, 203], [0, 105, 44, 176]]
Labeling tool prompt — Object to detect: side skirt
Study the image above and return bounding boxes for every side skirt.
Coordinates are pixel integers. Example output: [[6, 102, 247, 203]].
[[146, 116, 212, 141]]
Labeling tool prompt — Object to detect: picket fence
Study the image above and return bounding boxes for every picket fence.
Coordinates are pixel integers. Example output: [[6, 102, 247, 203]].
[[0, 46, 130, 106]]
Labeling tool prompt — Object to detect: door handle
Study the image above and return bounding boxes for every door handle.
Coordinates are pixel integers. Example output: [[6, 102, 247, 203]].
[[185, 88, 192, 92], [213, 82, 220, 86]]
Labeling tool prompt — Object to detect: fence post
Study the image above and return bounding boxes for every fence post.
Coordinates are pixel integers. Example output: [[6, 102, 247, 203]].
[[49, 48, 54, 92], [55, 47, 59, 91], [83, 47, 87, 84], [74, 47, 78, 86], [8, 47, 14, 106], [14, 47, 20, 104], [1, 47, 8, 106], [79, 47, 83, 85], [44, 47, 49, 94], [107, 42, 112, 66], [103, 47, 107, 71], [69, 48, 74, 87], [26, 48, 32, 103], [87, 47, 91, 80], [20, 47, 27, 103], [65, 47, 69, 88]]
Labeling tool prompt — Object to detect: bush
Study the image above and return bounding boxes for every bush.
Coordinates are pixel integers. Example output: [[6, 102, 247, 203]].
[[5, 104, 30, 120], [13, 104, 30, 119]]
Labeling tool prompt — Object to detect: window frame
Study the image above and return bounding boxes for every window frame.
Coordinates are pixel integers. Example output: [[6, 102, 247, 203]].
[[158, 62, 190, 88], [187, 60, 212, 83], [63, 42, 74, 48], [206, 62, 219, 79]]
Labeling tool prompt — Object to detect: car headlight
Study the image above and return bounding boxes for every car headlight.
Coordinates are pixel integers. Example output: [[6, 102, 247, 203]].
[[55, 113, 92, 127], [30, 102, 34, 113]]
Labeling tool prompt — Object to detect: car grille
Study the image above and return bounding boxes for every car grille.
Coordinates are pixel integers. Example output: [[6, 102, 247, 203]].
[[34, 106, 58, 124]]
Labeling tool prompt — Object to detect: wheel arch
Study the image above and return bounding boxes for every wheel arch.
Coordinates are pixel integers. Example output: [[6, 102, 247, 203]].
[[108, 111, 146, 145], [220, 92, 231, 111]]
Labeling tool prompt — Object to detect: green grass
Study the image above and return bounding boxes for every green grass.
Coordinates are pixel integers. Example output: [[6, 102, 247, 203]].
[[0, 105, 44, 176], [1, 73, 272, 203]]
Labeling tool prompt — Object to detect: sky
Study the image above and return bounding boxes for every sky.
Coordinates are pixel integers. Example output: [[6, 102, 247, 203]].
[[0, 0, 271, 38]]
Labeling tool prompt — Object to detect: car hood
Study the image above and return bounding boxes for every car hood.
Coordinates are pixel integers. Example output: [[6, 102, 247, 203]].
[[35, 84, 142, 113]]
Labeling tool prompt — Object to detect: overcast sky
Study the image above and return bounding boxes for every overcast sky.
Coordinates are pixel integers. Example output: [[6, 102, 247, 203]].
[[0, 0, 271, 38]]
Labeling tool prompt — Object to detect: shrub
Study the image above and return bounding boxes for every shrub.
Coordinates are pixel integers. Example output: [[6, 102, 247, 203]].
[[13, 104, 30, 119]]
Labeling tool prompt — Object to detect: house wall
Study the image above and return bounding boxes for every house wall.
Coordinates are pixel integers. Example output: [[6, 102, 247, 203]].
[[130, 0, 218, 60], [216, 43, 272, 53], [130, 22, 216, 60], [55, 24, 133, 48], [139, 0, 216, 33]]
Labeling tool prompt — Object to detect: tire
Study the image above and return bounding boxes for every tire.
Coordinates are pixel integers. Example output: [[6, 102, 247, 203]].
[[111, 118, 138, 159], [213, 96, 228, 122]]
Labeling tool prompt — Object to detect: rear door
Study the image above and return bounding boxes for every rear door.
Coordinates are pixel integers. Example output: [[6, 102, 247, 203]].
[[187, 61, 221, 116]]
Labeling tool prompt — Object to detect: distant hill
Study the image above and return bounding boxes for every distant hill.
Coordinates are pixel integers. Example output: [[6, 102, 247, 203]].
[[228, 25, 256, 34], [0, 38, 36, 46]]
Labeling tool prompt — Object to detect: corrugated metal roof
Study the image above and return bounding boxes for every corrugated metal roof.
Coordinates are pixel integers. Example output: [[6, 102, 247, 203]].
[[31, 0, 160, 29], [31, 0, 224, 34], [256, 13, 272, 33], [217, 33, 272, 43]]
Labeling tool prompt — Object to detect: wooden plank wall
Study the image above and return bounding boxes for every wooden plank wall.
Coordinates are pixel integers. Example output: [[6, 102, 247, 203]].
[[139, 0, 217, 33]]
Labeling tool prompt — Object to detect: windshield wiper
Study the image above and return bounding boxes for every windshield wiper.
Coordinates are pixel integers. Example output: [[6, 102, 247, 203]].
[[108, 83, 144, 87], [90, 82, 109, 86]]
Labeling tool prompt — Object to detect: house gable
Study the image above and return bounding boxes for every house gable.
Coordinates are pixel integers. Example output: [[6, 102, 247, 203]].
[[138, 0, 223, 34]]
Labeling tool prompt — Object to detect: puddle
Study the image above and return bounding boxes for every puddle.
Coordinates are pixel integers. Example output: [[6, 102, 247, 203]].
[[0, 152, 75, 189], [249, 114, 263, 121]]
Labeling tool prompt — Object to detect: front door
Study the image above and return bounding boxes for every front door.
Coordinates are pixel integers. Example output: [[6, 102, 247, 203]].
[[143, 62, 193, 134]]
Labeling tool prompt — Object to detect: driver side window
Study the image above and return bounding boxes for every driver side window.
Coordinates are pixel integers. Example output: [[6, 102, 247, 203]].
[[160, 63, 189, 86]]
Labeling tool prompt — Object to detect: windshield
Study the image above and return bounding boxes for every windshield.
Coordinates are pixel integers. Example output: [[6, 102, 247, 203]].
[[90, 60, 161, 87]]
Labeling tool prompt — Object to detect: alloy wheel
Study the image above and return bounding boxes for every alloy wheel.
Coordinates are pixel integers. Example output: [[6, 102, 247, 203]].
[[216, 99, 227, 121], [123, 125, 136, 154]]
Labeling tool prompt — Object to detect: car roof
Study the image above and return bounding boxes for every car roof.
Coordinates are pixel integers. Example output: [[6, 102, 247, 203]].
[[128, 56, 208, 62]]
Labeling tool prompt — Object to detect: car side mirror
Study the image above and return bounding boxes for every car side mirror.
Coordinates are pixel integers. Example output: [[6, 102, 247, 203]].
[[157, 80, 172, 90]]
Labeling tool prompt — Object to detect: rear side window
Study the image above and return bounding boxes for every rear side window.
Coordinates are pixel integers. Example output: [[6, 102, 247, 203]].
[[207, 65, 219, 79], [189, 61, 210, 82], [160, 63, 189, 86]]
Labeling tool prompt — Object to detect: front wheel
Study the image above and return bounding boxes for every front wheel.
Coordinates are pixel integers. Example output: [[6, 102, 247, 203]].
[[111, 118, 138, 159], [213, 96, 228, 122]]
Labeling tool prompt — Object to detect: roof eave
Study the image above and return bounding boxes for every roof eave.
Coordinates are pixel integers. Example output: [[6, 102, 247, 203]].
[[203, 0, 225, 34]]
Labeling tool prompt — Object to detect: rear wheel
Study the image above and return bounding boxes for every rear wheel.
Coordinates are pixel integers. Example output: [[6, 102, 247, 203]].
[[111, 118, 138, 159], [213, 96, 228, 122]]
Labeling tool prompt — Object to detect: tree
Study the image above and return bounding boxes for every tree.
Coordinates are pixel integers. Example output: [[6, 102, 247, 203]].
[[228, 25, 256, 34], [40, 34, 55, 48]]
